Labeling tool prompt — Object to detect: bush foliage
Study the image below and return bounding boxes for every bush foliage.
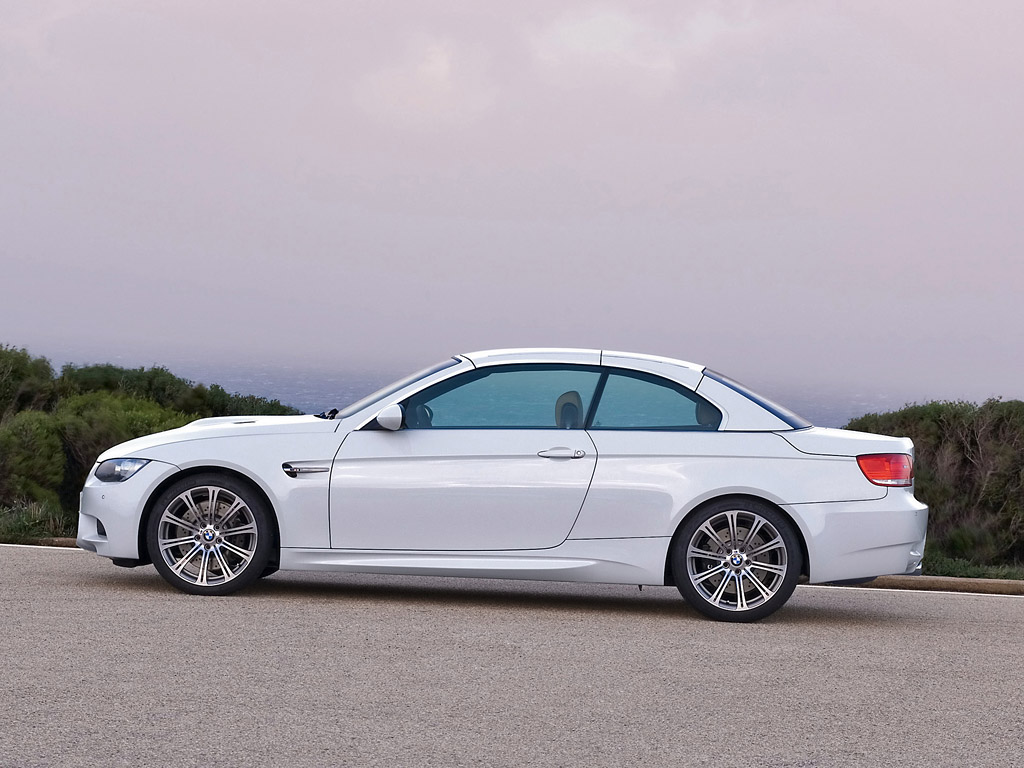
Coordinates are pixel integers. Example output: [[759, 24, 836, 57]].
[[0, 346, 57, 417], [58, 362, 297, 418], [0, 344, 300, 533], [0, 410, 64, 507]]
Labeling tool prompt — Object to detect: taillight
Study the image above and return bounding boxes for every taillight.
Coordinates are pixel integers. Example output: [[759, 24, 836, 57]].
[[857, 453, 914, 486]]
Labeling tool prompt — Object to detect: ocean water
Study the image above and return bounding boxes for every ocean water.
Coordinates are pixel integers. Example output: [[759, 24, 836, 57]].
[[176, 362, 398, 419], [764, 387, 917, 428], [175, 362, 919, 428]]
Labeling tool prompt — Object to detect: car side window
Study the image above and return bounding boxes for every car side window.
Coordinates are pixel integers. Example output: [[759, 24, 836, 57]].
[[589, 370, 722, 431], [403, 365, 602, 429]]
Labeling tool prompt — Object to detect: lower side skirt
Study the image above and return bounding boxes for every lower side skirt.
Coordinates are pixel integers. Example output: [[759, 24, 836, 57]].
[[278, 537, 671, 586]]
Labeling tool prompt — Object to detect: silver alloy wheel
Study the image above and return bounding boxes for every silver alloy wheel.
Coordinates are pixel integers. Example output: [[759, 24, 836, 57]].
[[685, 508, 789, 612], [156, 485, 258, 587]]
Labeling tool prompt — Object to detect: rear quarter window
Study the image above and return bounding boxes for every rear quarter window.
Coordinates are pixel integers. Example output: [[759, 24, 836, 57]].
[[589, 370, 722, 431], [703, 370, 812, 429]]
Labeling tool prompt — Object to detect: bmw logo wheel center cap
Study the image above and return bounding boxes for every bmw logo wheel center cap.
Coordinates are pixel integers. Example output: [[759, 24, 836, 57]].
[[728, 551, 747, 570], [197, 526, 219, 548]]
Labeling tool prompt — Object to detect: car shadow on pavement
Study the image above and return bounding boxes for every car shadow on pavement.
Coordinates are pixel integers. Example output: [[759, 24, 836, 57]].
[[247, 572, 903, 626], [251, 572, 694, 617], [85, 565, 913, 627]]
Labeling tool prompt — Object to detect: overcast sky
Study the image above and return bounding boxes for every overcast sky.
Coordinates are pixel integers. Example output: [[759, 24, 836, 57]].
[[2, 1, 1022, 407]]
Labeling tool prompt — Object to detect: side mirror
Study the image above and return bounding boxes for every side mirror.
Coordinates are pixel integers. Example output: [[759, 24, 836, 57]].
[[375, 403, 404, 431]]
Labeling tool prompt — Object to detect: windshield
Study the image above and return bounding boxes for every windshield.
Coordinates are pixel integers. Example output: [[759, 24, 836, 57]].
[[703, 370, 813, 429], [336, 357, 462, 419]]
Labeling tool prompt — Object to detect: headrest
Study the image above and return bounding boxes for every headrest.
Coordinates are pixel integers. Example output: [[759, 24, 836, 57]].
[[555, 390, 584, 429], [696, 400, 721, 428]]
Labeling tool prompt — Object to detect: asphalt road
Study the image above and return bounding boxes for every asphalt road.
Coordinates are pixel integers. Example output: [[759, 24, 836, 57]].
[[2, 545, 1022, 768]]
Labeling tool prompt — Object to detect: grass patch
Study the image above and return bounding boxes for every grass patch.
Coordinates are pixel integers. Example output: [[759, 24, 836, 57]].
[[0, 500, 75, 544], [924, 552, 1024, 580]]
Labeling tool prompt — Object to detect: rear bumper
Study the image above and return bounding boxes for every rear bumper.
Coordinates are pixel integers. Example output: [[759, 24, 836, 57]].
[[785, 490, 928, 584]]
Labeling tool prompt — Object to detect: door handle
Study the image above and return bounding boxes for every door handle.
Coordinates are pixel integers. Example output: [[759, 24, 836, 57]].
[[537, 447, 586, 459]]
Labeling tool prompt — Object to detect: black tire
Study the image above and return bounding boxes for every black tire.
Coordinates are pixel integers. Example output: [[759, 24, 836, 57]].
[[146, 473, 273, 596], [671, 498, 802, 622]]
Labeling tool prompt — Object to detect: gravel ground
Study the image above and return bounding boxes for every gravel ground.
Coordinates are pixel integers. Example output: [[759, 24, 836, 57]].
[[2, 544, 1023, 768]]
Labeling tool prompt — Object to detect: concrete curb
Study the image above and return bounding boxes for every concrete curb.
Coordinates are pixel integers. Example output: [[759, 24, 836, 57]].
[[863, 574, 1024, 596], [28, 537, 80, 548], [12, 539, 1024, 596]]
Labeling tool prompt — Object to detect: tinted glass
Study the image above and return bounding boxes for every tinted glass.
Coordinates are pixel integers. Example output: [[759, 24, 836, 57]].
[[338, 358, 461, 419], [703, 369, 812, 429], [404, 365, 601, 429], [590, 370, 722, 430]]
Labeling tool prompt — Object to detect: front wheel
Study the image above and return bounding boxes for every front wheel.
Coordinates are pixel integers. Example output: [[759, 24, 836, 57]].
[[671, 499, 802, 622], [147, 474, 273, 596]]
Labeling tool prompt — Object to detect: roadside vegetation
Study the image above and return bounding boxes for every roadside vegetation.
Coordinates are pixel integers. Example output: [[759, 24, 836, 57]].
[[2, 344, 1022, 580], [0, 344, 298, 542], [846, 400, 1024, 580]]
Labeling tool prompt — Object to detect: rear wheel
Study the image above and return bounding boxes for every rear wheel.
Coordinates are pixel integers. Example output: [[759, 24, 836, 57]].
[[147, 474, 273, 596], [671, 499, 801, 622]]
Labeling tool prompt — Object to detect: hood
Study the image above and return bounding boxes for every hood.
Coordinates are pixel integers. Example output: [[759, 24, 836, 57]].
[[96, 414, 337, 463], [778, 426, 914, 458]]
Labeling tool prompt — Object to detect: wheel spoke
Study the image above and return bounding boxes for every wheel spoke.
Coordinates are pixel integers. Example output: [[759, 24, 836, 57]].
[[170, 543, 203, 576], [162, 512, 200, 534], [219, 539, 254, 562], [195, 548, 212, 586], [744, 568, 775, 601], [214, 498, 245, 528], [178, 491, 205, 525], [688, 545, 725, 561], [692, 562, 729, 585], [749, 561, 787, 577], [205, 487, 221, 525], [709, 571, 735, 606], [212, 546, 236, 579], [221, 521, 257, 539], [697, 522, 726, 551], [159, 534, 196, 552], [734, 572, 749, 610], [747, 536, 784, 558], [724, 511, 740, 547], [742, 517, 766, 549]]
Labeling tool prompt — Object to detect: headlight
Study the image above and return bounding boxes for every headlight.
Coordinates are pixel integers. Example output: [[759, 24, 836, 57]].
[[95, 458, 150, 483]]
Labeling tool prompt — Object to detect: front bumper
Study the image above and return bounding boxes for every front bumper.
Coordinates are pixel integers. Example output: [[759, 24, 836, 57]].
[[77, 459, 181, 560], [785, 490, 928, 584]]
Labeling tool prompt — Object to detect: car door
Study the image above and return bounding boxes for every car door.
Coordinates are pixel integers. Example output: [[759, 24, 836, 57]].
[[571, 368, 728, 539], [329, 364, 601, 551]]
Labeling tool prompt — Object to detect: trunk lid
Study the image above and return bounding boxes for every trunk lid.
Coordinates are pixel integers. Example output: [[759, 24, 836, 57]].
[[779, 426, 914, 458]]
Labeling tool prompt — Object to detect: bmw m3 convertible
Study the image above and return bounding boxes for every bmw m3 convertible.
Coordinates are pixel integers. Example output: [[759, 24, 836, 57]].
[[77, 348, 928, 621]]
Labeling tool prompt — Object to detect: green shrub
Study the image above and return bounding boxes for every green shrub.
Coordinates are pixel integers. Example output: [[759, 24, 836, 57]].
[[59, 364, 193, 408], [0, 500, 74, 543], [59, 364, 299, 417], [0, 410, 64, 507], [0, 344, 303, 541], [0, 345, 57, 420], [923, 551, 1024, 580], [54, 392, 193, 508]]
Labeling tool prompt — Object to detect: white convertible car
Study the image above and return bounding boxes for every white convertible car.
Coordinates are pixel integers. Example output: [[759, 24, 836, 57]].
[[78, 349, 927, 621]]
